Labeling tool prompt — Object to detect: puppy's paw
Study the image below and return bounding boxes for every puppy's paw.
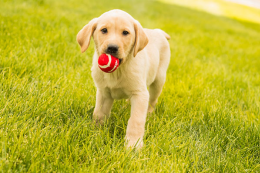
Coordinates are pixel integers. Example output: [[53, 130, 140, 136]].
[[94, 119, 105, 126], [93, 114, 106, 126], [148, 105, 155, 113], [125, 136, 143, 149]]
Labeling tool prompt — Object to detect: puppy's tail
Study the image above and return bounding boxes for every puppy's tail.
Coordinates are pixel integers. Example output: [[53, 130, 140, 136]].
[[157, 29, 171, 40]]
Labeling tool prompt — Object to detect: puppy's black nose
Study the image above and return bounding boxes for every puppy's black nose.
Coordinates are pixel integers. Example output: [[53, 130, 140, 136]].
[[106, 45, 118, 54]]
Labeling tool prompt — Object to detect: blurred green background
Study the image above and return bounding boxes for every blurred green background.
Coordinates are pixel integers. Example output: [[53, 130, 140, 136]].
[[1, 0, 260, 172], [162, 0, 260, 23]]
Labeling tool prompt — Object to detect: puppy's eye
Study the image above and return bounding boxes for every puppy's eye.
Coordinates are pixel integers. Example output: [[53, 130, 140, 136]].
[[122, 31, 129, 35], [101, 28, 107, 34]]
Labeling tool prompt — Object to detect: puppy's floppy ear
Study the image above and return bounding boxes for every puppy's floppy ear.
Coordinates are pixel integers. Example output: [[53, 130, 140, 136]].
[[77, 18, 98, 53], [133, 20, 148, 57]]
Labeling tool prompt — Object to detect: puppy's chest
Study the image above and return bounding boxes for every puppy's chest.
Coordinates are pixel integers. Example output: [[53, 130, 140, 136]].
[[104, 76, 129, 99], [103, 73, 123, 88], [93, 71, 130, 99]]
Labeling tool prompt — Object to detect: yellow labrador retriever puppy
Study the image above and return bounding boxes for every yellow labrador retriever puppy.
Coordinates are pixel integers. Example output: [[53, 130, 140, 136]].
[[77, 9, 170, 148]]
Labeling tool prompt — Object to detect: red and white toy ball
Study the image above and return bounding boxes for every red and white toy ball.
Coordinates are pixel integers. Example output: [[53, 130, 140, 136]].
[[98, 54, 119, 73]]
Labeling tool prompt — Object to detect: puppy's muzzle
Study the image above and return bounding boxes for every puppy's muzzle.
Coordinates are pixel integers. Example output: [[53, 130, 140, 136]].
[[106, 45, 119, 54], [106, 44, 122, 65]]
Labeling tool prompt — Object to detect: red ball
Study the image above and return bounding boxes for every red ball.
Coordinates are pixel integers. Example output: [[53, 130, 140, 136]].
[[98, 54, 119, 73]]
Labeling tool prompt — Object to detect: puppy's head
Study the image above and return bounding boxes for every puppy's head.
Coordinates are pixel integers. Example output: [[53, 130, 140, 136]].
[[77, 10, 148, 64]]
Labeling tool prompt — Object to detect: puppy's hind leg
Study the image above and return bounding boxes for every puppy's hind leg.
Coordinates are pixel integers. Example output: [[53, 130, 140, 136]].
[[148, 39, 170, 113], [148, 73, 166, 113]]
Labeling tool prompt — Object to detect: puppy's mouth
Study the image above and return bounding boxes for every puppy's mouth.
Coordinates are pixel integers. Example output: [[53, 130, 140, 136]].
[[117, 58, 122, 65], [111, 55, 122, 65], [109, 53, 122, 65], [102, 52, 123, 65]]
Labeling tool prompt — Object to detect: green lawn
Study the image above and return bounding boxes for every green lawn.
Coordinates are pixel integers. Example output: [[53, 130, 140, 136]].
[[1, 0, 260, 172]]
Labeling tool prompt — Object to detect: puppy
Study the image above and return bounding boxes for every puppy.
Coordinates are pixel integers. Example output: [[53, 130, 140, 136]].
[[77, 9, 170, 148]]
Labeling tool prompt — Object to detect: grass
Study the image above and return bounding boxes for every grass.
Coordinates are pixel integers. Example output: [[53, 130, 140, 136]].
[[1, 0, 260, 172]]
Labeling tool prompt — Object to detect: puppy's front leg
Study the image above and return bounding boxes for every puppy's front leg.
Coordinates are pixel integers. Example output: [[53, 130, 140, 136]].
[[126, 90, 149, 149], [93, 89, 114, 125]]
